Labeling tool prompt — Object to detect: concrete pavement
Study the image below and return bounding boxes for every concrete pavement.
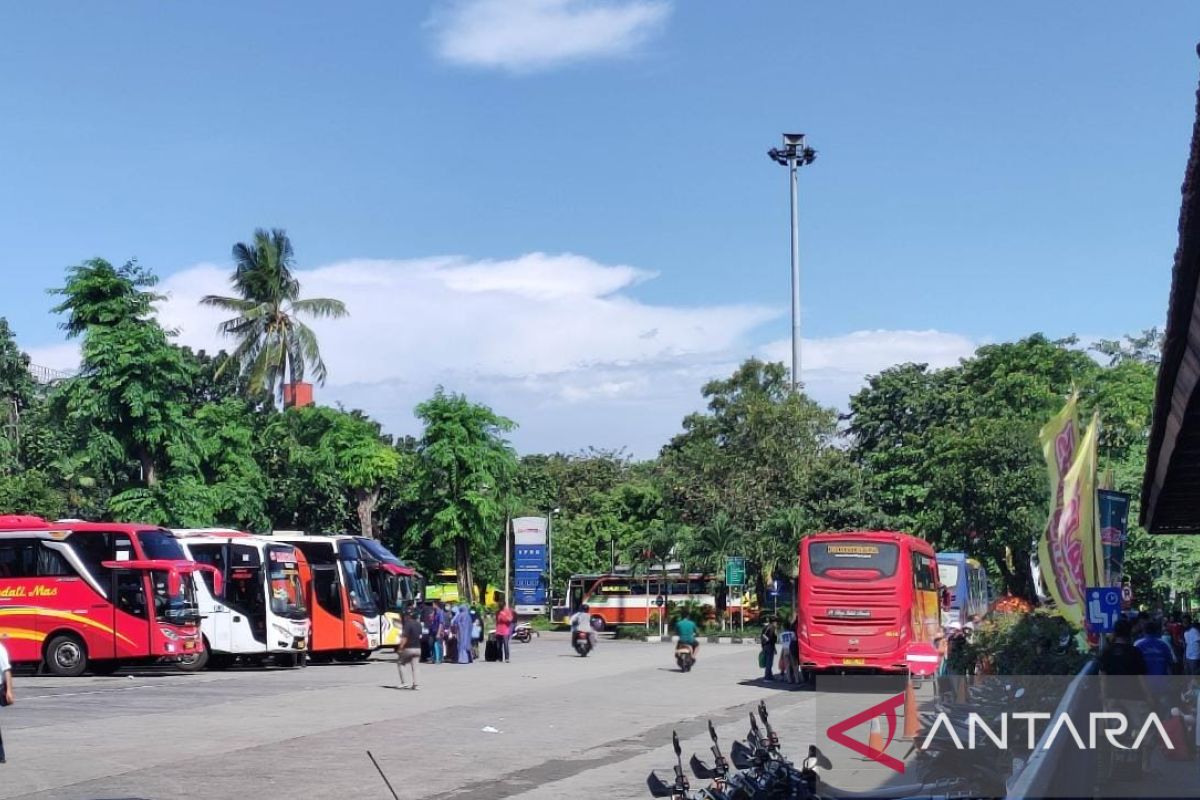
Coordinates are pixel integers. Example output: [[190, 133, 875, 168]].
[[0, 638, 907, 800]]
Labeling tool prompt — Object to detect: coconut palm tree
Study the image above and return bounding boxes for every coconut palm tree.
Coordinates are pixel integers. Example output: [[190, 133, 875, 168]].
[[202, 228, 347, 403]]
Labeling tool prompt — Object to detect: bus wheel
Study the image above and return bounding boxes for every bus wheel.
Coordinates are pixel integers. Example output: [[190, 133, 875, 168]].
[[89, 660, 121, 676], [45, 634, 88, 677], [273, 653, 299, 669], [175, 642, 210, 672]]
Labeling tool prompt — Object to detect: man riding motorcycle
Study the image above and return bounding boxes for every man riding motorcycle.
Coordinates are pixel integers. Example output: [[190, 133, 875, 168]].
[[570, 604, 597, 651], [675, 610, 699, 661]]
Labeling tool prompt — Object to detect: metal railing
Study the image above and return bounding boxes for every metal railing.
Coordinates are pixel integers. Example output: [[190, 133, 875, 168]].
[[27, 363, 76, 384], [1003, 658, 1101, 800]]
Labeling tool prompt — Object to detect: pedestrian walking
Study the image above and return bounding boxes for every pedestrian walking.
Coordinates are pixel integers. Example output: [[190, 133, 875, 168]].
[[1185, 619, 1200, 676], [0, 638, 13, 763], [760, 619, 778, 682], [452, 604, 473, 663], [395, 608, 423, 690], [430, 600, 446, 664], [495, 601, 515, 663]]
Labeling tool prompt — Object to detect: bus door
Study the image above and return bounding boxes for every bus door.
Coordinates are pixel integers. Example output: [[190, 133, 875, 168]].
[[110, 569, 151, 659], [568, 579, 585, 617], [309, 564, 346, 650]]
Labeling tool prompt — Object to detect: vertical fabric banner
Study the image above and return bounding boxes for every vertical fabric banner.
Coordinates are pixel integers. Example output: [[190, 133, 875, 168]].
[[1043, 413, 1101, 628], [1097, 489, 1131, 588], [1037, 395, 1080, 620]]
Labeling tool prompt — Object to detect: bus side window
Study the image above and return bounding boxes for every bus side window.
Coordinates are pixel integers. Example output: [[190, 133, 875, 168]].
[[37, 544, 71, 576], [0, 540, 37, 577], [314, 568, 342, 616], [115, 572, 147, 618]]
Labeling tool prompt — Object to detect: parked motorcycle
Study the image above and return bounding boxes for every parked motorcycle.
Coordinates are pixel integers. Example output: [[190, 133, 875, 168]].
[[573, 629, 593, 657], [675, 641, 696, 672], [512, 622, 533, 643]]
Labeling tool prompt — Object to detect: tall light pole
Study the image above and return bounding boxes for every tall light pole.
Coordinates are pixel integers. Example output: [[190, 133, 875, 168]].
[[546, 507, 560, 619], [768, 134, 817, 392]]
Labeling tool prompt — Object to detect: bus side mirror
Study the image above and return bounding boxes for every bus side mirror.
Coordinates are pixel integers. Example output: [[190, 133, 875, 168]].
[[195, 564, 223, 598]]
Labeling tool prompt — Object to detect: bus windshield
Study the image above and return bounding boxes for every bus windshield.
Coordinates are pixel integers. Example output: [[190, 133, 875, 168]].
[[267, 547, 306, 619], [152, 568, 199, 624], [343, 560, 377, 614], [808, 540, 899, 578], [138, 529, 188, 561], [937, 563, 961, 602]]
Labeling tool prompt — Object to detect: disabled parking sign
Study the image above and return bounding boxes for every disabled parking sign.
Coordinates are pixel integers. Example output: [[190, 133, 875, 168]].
[[1085, 586, 1121, 633]]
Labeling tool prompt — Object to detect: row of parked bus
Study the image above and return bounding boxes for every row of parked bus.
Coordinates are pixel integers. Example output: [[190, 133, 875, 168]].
[[0, 516, 423, 676]]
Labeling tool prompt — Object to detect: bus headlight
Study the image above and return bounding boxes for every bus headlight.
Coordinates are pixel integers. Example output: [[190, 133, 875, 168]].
[[352, 620, 367, 634], [272, 624, 292, 639], [159, 627, 181, 641]]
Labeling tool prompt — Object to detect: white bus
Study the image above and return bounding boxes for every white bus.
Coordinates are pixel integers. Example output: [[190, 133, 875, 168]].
[[171, 529, 310, 669]]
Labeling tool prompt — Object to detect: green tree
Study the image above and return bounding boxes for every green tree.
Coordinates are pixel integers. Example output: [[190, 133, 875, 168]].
[[659, 358, 874, 597], [410, 389, 517, 602], [201, 228, 347, 403], [321, 410, 403, 539], [49, 259, 197, 489], [0, 318, 35, 474]]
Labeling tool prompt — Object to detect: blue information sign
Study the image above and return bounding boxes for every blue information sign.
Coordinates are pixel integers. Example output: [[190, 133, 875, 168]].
[[1085, 586, 1121, 633], [514, 543, 547, 609]]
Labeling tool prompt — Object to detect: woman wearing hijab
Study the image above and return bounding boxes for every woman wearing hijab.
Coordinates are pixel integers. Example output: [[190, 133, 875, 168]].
[[453, 605, 474, 663]]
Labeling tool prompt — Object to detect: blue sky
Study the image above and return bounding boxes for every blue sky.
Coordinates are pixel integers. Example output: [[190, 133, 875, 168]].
[[1, 2, 1197, 455]]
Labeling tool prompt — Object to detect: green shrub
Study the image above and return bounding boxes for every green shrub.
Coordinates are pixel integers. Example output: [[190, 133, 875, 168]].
[[948, 609, 1086, 676], [528, 617, 559, 632], [668, 599, 715, 626]]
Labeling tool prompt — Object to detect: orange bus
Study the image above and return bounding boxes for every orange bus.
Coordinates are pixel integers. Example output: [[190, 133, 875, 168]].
[[0, 515, 216, 676], [797, 531, 942, 675], [272, 534, 381, 661]]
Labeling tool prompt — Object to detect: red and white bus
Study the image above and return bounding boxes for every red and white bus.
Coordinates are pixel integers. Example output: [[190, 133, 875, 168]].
[[0, 516, 216, 676], [559, 572, 730, 629], [797, 531, 942, 675]]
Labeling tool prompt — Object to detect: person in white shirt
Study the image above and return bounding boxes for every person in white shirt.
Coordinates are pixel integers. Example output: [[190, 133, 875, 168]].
[[0, 639, 12, 763], [1184, 619, 1200, 676], [569, 604, 596, 650]]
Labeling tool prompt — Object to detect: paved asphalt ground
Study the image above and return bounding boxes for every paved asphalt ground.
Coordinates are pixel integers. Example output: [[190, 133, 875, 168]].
[[0, 635, 911, 800]]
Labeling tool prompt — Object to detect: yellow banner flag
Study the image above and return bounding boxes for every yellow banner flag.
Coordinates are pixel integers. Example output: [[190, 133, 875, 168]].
[[1037, 395, 1079, 611], [1039, 410, 1101, 627]]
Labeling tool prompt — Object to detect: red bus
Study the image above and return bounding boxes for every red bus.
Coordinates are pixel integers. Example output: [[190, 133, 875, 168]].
[[0, 516, 216, 676], [797, 531, 942, 675]]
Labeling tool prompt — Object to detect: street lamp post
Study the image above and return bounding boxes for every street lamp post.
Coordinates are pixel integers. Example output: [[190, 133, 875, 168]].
[[546, 507, 560, 619], [768, 134, 817, 393]]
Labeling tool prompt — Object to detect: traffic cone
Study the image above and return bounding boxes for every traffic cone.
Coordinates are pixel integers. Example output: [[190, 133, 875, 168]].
[[867, 717, 885, 754], [903, 678, 921, 740]]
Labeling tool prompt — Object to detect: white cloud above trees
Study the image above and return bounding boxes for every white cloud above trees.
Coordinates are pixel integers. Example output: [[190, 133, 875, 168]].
[[428, 0, 672, 73]]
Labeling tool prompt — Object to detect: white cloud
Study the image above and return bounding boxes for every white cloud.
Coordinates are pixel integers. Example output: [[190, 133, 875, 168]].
[[158, 253, 773, 389], [429, 0, 672, 73], [24, 341, 81, 373], [18, 254, 983, 457], [758, 329, 978, 411]]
